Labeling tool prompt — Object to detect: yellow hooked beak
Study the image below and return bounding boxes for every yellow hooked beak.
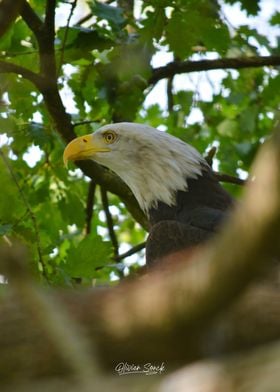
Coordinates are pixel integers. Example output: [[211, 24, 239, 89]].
[[63, 134, 110, 166]]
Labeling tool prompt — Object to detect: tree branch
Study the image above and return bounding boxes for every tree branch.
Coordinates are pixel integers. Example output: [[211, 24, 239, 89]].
[[150, 55, 280, 85], [204, 147, 246, 185], [44, 0, 56, 33], [20, 0, 43, 35], [160, 339, 280, 392], [167, 77, 174, 114], [205, 146, 217, 166], [21, 0, 57, 82], [0, 60, 44, 89], [114, 241, 146, 262], [39, 0, 57, 80], [100, 187, 119, 258], [85, 180, 96, 235], [214, 171, 246, 185]]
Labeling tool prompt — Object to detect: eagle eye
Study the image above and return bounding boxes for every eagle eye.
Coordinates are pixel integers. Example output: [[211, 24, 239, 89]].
[[103, 131, 117, 144]]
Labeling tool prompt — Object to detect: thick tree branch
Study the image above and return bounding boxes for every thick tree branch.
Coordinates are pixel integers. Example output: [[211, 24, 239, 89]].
[[0, 60, 44, 89], [45, 0, 56, 32], [20, 0, 43, 35], [160, 339, 280, 392], [21, 0, 56, 81], [40, 0, 57, 80], [150, 55, 280, 84]]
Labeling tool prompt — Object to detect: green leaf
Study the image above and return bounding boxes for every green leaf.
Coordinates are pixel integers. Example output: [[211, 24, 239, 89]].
[[223, 0, 261, 16], [23, 122, 52, 148], [90, 2, 126, 29], [239, 0, 261, 15], [166, 6, 230, 58], [58, 193, 85, 227], [166, 10, 196, 58], [64, 233, 112, 279], [270, 12, 280, 26], [174, 91, 193, 112], [202, 22, 230, 54], [56, 26, 114, 63]]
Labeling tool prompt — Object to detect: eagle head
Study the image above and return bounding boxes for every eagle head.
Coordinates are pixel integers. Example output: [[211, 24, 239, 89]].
[[63, 122, 205, 212]]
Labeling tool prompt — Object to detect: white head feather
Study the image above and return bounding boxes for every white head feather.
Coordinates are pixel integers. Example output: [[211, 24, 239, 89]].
[[91, 122, 206, 212]]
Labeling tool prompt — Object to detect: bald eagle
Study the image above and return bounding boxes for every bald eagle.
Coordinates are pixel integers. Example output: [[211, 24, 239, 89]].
[[63, 123, 233, 264]]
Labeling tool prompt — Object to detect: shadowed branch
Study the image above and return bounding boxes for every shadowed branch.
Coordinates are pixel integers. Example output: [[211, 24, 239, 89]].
[[85, 180, 96, 235], [100, 187, 119, 258], [150, 55, 280, 85]]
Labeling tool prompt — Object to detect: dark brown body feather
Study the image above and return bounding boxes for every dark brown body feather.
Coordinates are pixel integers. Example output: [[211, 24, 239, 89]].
[[146, 166, 233, 264]]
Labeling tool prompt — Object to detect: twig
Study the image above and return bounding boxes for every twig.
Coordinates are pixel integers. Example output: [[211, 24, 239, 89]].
[[58, 0, 78, 74], [74, 12, 93, 27], [205, 146, 217, 166], [167, 76, 174, 114], [204, 148, 246, 185], [0, 149, 48, 281], [85, 180, 96, 235], [214, 171, 246, 185], [115, 241, 146, 262], [150, 55, 280, 85], [73, 120, 98, 128], [100, 187, 119, 258], [1, 49, 39, 57]]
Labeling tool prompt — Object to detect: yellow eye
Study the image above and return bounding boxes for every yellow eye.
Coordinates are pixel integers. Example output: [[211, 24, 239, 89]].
[[103, 131, 117, 144]]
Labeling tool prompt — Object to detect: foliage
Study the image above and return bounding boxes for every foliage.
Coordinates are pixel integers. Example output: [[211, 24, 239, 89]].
[[0, 0, 279, 286]]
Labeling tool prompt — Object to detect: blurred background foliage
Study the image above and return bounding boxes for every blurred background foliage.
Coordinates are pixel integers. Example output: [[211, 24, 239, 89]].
[[0, 0, 279, 286]]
